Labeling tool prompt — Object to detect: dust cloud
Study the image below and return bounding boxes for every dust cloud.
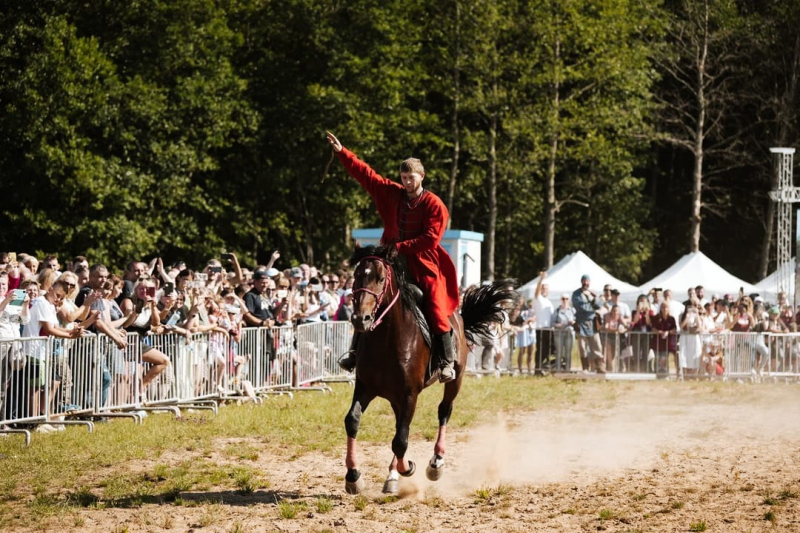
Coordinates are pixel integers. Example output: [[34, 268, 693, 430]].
[[397, 382, 800, 498]]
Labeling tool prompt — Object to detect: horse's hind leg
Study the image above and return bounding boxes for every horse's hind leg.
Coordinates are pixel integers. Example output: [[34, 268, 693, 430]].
[[344, 380, 375, 494], [383, 395, 418, 494], [427, 377, 461, 481]]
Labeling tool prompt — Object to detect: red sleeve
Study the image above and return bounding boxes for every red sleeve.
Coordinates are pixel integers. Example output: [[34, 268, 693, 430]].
[[396, 195, 448, 255], [337, 147, 402, 202]]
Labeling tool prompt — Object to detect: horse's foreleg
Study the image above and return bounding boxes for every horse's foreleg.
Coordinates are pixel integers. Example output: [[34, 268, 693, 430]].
[[344, 382, 374, 494], [383, 395, 418, 494], [427, 378, 460, 481]]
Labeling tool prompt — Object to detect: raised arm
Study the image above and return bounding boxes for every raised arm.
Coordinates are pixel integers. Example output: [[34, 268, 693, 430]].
[[535, 270, 546, 299], [327, 131, 400, 201]]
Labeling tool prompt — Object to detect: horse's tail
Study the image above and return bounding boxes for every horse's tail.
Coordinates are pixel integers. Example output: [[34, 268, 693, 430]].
[[459, 279, 520, 345]]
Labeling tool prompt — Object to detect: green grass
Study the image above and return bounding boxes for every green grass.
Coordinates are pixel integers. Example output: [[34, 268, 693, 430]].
[[689, 521, 707, 531]]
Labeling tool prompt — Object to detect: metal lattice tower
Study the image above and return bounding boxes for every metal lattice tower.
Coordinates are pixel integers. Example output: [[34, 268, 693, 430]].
[[768, 147, 798, 298]]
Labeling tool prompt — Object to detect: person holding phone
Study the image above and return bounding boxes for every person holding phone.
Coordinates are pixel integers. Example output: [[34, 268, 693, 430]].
[[0, 271, 30, 340], [124, 276, 170, 403]]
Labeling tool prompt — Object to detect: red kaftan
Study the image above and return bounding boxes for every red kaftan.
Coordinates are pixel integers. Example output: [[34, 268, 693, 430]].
[[338, 147, 459, 334]]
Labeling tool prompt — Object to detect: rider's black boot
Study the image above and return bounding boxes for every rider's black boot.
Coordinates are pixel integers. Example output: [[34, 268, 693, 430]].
[[435, 329, 456, 383], [338, 333, 360, 372]]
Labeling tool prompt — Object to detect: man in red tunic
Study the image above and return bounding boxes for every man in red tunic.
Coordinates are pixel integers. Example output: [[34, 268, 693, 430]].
[[326, 131, 460, 382]]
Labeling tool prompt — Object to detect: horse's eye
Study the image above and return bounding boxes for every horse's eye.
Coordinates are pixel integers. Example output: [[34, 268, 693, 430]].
[[378, 277, 386, 283]]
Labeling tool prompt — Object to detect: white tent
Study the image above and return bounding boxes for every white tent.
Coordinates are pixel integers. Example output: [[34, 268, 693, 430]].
[[635, 251, 759, 303], [756, 257, 796, 304], [518, 251, 639, 301]]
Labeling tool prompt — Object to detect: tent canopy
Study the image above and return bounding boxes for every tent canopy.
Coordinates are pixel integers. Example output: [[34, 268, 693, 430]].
[[633, 251, 759, 302], [519, 251, 638, 301], [756, 257, 796, 304]]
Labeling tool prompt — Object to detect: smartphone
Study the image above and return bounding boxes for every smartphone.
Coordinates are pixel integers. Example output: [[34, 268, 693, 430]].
[[145, 286, 156, 298], [221, 253, 234, 261], [276, 289, 287, 299], [135, 299, 145, 313], [209, 266, 222, 274], [9, 289, 25, 306], [164, 282, 175, 294], [196, 273, 208, 282]]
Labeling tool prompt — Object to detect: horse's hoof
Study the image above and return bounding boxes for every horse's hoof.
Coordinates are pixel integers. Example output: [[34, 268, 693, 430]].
[[345, 469, 365, 494], [426, 454, 445, 481], [382, 478, 399, 494], [399, 460, 416, 477]]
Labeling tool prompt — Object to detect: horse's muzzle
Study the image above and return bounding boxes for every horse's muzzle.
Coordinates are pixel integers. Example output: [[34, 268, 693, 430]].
[[351, 314, 372, 332]]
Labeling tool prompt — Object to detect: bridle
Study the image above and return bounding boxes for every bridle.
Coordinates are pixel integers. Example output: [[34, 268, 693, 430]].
[[352, 255, 401, 331]]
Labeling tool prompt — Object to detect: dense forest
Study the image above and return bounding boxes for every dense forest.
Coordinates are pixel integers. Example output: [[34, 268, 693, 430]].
[[0, 0, 798, 283]]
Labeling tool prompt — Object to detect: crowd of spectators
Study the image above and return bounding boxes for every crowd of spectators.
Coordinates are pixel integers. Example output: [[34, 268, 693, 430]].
[[509, 271, 800, 379], [0, 251, 357, 430]]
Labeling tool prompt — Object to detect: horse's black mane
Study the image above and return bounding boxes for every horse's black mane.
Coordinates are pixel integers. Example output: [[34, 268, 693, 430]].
[[349, 245, 417, 312]]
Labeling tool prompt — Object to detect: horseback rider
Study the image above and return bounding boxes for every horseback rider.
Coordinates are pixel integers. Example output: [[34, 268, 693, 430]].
[[326, 131, 460, 383]]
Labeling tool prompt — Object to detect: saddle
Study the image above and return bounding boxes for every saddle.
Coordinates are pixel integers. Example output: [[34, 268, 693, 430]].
[[407, 283, 432, 348]]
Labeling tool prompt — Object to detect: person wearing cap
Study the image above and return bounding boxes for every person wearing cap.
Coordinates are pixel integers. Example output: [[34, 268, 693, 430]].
[[327, 131, 460, 382], [336, 289, 355, 321], [242, 270, 279, 329], [552, 292, 576, 371], [571, 274, 605, 373]]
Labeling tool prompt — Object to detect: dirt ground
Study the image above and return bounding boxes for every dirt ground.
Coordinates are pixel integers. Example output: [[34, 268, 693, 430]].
[[17, 380, 800, 532]]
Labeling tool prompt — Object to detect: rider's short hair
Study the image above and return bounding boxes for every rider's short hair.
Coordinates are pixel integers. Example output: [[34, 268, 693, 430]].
[[400, 158, 424, 175]]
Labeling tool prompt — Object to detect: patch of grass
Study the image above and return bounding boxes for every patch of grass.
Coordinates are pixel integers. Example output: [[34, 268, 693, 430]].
[[598, 509, 615, 520], [671, 501, 684, 509], [375, 495, 397, 504], [779, 489, 797, 500], [688, 521, 707, 532], [353, 495, 368, 511], [765, 510, 777, 523], [229, 521, 246, 533], [563, 508, 576, 515], [162, 514, 174, 529], [424, 495, 444, 508], [66, 486, 99, 508], [632, 493, 647, 501], [72, 514, 85, 527], [278, 500, 302, 519], [315, 497, 334, 513], [763, 493, 780, 506], [224, 444, 260, 462]]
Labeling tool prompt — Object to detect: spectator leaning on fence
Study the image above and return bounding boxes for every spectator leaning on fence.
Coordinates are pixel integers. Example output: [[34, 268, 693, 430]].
[[243, 270, 278, 329], [22, 280, 84, 417], [650, 302, 677, 378], [123, 275, 170, 402]]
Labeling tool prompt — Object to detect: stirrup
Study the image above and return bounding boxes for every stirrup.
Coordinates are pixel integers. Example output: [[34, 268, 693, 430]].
[[439, 363, 456, 383], [338, 350, 356, 372]]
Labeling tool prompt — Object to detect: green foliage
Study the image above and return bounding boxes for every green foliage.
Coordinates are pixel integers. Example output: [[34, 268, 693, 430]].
[[2, 0, 784, 280]]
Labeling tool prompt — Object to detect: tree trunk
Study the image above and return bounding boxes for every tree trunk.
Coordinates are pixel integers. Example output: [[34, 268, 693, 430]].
[[544, 33, 561, 269], [446, 0, 460, 225], [487, 106, 497, 281], [689, 0, 709, 254]]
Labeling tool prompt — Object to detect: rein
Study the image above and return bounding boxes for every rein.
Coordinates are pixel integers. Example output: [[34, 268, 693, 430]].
[[353, 255, 402, 331]]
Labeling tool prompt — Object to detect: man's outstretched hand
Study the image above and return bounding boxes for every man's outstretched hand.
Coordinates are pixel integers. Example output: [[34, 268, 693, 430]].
[[326, 131, 342, 153]]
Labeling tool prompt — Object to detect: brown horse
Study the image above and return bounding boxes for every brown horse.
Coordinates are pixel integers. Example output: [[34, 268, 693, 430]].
[[344, 244, 517, 494]]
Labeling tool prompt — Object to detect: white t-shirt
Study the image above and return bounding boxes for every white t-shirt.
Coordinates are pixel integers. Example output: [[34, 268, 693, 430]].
[[532, 294, 554, 328], [22, 296, 58, 361]]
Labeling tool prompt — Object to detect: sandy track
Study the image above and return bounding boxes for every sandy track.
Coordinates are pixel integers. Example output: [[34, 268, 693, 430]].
[[17, 381, 800, 532]]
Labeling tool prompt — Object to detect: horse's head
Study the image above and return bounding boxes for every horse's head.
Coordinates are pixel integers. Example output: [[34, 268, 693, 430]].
[[349, 244, 399, 332]]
